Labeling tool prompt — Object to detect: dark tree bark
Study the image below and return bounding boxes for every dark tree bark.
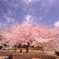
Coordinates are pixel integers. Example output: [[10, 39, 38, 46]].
[[14, 45, 17, 52], [26, 46, 29, 52], [18, 44, 22, 53], [26, 42, 30, 52]]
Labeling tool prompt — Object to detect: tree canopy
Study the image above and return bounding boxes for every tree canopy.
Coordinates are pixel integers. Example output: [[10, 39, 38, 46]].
[[0, 22, 59, 50]]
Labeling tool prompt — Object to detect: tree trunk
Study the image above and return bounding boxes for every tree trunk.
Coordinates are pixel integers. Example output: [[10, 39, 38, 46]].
[[26, 42, 30, 52], [26, 46, 29, 52], [20, 48, 22, 53], [8, 46, 10, 51], [15, 45, 17, 52]]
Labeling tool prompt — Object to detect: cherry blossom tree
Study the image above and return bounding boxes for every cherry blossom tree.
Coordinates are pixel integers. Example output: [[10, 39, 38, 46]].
[[32, 24, 59, 51], [0, 22, 59, 52]]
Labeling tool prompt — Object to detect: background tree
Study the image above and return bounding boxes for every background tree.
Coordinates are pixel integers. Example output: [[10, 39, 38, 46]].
[[0, 22, 59, 52]]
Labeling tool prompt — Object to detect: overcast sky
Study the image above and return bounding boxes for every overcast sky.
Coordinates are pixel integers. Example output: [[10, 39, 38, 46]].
[[0, 0, 59, 28]]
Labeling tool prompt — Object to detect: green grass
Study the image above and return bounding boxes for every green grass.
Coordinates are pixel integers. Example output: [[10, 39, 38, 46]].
[[29, 47, 39, 50]]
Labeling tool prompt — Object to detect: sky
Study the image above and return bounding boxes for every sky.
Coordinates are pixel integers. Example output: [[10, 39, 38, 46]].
[[0, 0, 59, 28]]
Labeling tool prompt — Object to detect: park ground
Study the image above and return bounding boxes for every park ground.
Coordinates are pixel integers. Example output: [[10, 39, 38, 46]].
[[0, 50, 59, 59]]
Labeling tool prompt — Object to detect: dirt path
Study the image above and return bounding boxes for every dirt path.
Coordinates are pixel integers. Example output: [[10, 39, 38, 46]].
[[0, 50, 56, 59]]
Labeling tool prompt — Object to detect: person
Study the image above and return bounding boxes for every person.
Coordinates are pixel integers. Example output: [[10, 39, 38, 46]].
[[4, 55, 13, 59], [8, 55, 13, 59]]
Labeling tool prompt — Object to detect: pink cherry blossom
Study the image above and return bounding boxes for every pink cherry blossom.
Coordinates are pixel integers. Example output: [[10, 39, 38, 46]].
[[1, 22, 59, 50]]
